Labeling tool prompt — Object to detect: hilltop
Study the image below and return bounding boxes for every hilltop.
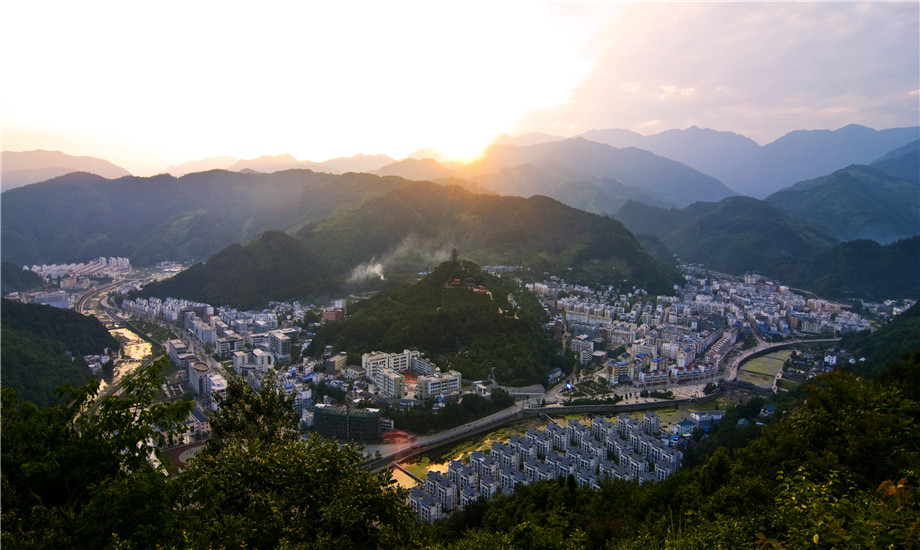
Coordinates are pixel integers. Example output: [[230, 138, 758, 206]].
[[306, 260, 564, 386]]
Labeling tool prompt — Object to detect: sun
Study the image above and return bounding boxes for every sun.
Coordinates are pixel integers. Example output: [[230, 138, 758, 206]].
[[435, 134, 493, 164]]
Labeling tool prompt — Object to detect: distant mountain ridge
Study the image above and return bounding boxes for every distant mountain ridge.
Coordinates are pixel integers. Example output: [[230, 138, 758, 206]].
[[161, 153, 395, 177], [579, 124, 919, 198], [377, 138, 735, 212], [1, 150, 131, 192], [1, 169, 407, 267], [870, 139, 919, 184]]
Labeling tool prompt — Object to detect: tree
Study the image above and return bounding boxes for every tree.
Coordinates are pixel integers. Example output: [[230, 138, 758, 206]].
[[181, 436, 414, 550], [1, 358, 191, 548], [204, 372, 299, 456]]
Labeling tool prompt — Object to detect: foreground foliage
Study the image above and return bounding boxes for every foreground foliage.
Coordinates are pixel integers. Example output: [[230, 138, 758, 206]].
[[3, 352, 919, 549], [421, 355, 920, 549], [1, 359, 412, 550]]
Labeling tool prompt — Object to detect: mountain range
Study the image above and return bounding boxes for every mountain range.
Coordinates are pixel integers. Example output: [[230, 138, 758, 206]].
[[3, 124, 917, 305], [561, 124, 919, 198], [137, 181, 684, 309], [163, 152, 396, 177], [7, 124, 916, 200], [615, 196, 838, 276], [615, 196, 919, 301], [765, 164, 919, 245], [0, 169, 407, 267], [375, 137, 735, 212], [1, 150, 131, 192]]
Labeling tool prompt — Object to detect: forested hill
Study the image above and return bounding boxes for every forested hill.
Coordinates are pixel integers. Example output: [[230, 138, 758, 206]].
[[1, 299, 119, 407], [139, 181, 683, 309], [615, 196, 837, 275], [765, 164, 919, 244], [298, 181, 682, 289], [777, 236, 920, 302], [305, 260, 567, 386], [0, 169, 405, 266], [840, 300, 920, 378], [1, 262, 43, 295]]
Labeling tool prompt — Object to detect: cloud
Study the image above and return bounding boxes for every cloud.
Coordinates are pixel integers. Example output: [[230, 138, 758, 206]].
[[515, 2, 919, 143]]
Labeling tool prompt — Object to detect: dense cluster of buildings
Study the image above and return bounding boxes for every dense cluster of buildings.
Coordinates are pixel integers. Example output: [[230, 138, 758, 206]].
[[361, 350, 460, 399], [5, 256, 134, 307], [27, 256, 132, 280], [409, 412, 687, 523], [124, 296, 301, 361], [530, 266, 883, 393]]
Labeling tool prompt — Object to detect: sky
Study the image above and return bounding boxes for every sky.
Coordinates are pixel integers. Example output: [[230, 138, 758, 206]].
[[2, 1, 918, 176]]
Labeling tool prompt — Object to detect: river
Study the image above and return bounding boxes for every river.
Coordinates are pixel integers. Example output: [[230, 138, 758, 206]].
[[108, 327, 154, 383]]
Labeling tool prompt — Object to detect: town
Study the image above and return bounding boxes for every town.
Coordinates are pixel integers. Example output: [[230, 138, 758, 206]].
[[9, 256, 915, 523]]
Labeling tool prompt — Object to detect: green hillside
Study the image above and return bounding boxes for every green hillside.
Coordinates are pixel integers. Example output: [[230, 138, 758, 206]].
[[137, 230, 333, 309], [1, 169, 404, 266], [777, 236, 920, 301], [765, 164, 919, 244], [306, 260, 565, 386], [871, 138, 919, 184], [1, 299, 119, 407], [1, 262, 43, 295], [139, 182, 683, 309], [615, 196, 837, 275], [300, 182, 681, 289], [839, 301, 920, 378]]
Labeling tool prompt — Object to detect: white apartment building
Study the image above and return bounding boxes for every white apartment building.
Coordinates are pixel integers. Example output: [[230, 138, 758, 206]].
[[417, 368, 461, 399]]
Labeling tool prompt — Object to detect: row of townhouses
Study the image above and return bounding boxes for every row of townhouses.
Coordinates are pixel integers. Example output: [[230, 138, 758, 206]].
[[409, 412, 684, 523]]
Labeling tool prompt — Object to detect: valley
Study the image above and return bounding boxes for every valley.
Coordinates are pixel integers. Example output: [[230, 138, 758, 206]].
[[2, 126, 918, 550]]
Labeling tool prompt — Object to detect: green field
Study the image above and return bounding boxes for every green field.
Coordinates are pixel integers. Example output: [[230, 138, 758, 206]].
[[738, 351, 791, 388]]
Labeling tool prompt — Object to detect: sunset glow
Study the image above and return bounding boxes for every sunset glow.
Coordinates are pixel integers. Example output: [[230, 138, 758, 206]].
[[1, 1, 916, 175]]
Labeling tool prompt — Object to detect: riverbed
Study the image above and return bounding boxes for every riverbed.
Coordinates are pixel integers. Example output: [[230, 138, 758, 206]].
[[109, 327, 154, 383]]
